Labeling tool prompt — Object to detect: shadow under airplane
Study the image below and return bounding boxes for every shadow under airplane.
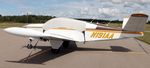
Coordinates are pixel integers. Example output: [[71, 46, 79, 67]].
[[6, 42, 131, 64]]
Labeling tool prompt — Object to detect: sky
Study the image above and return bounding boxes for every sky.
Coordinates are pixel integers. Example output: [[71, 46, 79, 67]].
[[0, 0, 150, 20]]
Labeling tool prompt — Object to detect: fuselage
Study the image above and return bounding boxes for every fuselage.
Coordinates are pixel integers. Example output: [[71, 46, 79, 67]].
[[85, 29, 143, 41]]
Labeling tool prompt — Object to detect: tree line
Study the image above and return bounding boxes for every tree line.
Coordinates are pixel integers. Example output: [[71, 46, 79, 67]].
[[0, 15, 55, 23], [0, 15, 149, 24]]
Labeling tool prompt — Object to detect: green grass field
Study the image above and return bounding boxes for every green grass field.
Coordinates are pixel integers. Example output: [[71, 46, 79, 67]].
[[0, 22, 150, 44], [0, 22, 25, 28], [136, 24, 150, 44]]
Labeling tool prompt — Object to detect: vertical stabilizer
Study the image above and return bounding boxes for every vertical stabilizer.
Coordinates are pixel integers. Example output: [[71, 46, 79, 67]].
[[122, 13, 148, 32]]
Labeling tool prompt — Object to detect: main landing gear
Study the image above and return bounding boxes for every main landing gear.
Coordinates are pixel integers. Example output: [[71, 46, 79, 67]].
[[51, 48, 61, 54], [26, 39, 70, 54], [62, 41, 70, 48], [51, 41, 70, 54]]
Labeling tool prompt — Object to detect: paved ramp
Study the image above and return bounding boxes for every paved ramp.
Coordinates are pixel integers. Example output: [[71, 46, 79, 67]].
[[0, 29, 150, 68]]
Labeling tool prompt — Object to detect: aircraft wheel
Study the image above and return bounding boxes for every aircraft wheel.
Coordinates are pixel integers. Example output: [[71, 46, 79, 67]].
[[62, 41, 70, 48], [27, 44, 33, 49], [51, 48, 60, 54]]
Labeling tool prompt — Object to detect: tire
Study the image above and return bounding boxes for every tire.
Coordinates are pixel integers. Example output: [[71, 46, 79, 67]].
[[51, 48, 60, 54], [62, 41, 70, 48], [27, 44, 33, 49]]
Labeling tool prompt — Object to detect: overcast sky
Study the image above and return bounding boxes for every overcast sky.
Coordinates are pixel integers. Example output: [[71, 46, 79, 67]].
[[0, 0, 150, 20]]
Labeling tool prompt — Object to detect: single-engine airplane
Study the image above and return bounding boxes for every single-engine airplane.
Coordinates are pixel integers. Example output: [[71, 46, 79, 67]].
[[4, 13, 149, 53]]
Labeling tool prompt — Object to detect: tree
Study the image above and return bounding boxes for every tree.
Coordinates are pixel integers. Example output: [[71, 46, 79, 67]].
[[148, 21, 150, 24]]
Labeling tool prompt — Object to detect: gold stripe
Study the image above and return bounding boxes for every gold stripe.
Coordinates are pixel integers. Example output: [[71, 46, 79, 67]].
[[49, 28, 75, 30], [122, 32, 144, 35], [86, 29, 122, 32], [48, 28, 144, 35], [86, 29, 144, 35]]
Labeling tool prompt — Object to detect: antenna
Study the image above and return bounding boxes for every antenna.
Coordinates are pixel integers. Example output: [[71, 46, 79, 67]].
[[90, 17, 96, 23], [106, 20, 112, 27], [26, 12, 29, 23], [90, 19, 95, 23]]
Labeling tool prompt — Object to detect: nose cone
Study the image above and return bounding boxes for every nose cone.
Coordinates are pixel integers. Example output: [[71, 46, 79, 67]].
[[4, 27, 19, 34], [4, 27, 28, 36], [4, 28, 12, 33], [4, 27, 48, 37]]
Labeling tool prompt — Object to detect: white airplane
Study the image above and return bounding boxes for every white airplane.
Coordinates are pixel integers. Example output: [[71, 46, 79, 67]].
[[4, 13, 148, 53]]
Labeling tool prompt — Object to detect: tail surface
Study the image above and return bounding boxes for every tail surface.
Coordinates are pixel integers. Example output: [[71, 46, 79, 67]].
[[122, 13, 148, 32]]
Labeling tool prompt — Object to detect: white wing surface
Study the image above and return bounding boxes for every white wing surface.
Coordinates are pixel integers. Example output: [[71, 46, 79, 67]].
[[4, 27, 84, 42], [44, 29, 84, 42]]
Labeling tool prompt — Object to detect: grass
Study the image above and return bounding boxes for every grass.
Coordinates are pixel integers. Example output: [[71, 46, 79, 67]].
[[0, 22, 26, 28], [136, 24, 150, 44], [137, 32, 150, 44], [106, 23, 122, 27]]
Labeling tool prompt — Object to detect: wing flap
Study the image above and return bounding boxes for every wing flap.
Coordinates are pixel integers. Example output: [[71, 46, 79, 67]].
[[45, 29, 84, 42]]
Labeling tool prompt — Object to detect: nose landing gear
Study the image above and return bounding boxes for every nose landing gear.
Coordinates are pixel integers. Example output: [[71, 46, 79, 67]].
[[27, 44, 33, 49], [26, 39, 39, 49]]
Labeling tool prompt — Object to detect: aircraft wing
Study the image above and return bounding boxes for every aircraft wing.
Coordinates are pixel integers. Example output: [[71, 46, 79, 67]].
[[4, 27, 84, 42], [24, 24, 44, 28], [44, 28, 84, 42]]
